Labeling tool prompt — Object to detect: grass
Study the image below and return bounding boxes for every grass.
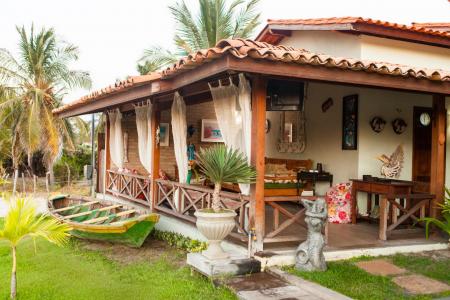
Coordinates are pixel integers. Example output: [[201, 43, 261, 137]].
[[286, 254, 450, 300], [0, 238, 236, 300]]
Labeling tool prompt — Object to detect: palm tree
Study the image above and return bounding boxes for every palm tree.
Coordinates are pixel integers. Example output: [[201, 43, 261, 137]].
[[137, 0, 261, 74], [0, 198, 70, 299], [196, 144, 256, 212], [0, 25, 92, 183]]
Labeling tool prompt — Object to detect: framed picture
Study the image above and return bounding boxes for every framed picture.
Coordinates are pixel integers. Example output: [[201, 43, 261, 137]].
[[342, 94, 358, 150], [159, 123, 170, 146], [201, 119, 223, 142]]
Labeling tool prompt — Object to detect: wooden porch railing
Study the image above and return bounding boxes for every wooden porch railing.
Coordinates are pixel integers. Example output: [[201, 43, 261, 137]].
[[154, 179, 250, 241], [106, 170, 151, 206], [264, 196, 319, 244]]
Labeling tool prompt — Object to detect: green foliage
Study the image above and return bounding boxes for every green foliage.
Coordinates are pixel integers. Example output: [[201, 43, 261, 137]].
[[53, 145, 92, 182], [419, 187, 450, 238], [137, 0, 261, 74], [152, 230, 208, 253], [0, 197, 70, 247], [0, 25, 92, 172], [196, 144, 256, 185]]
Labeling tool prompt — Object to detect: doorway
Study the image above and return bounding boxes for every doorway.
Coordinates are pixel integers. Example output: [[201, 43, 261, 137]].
[[412, 107, 432, 185]]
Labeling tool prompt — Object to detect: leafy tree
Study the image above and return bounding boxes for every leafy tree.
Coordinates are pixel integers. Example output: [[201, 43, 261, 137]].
[[196, 145, 256, 212], [137, 0, 261, 74], [0, 25, 92, 182], [0, 198, 70, 299]]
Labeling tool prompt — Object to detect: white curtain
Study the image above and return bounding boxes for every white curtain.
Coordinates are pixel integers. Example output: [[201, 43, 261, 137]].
[[134, 101, 153, 174], [237, 74, 252, 195], [108, 109, 124, 170], [171, 92, 188, 184], [209, 74, 252, 195]]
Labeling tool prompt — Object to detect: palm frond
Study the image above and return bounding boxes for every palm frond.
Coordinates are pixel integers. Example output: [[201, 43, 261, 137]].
[[137, 46, 179, 74], [196, 144, 256, 184], [0, 198, 70, 247]]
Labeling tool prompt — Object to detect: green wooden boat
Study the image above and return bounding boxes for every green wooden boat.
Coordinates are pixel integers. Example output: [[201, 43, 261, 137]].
[[48, 195, 159, 248]]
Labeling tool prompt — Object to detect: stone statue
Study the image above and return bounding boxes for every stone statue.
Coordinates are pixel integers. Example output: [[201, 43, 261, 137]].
[[295, 198, 328, 272]]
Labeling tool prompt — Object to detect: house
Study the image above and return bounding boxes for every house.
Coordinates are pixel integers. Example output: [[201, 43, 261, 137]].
[[53, 17, 450, 261]]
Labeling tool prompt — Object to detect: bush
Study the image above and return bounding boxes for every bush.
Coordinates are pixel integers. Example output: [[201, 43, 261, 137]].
[[54, 145, 92, 182], [152, 230, 208, 253]]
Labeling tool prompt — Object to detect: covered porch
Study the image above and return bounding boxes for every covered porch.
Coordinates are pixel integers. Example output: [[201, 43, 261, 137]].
[[54, 39, 450, 255]]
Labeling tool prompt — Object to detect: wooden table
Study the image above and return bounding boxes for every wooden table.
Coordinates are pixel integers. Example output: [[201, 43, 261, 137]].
[[350, 179, 414, 240]]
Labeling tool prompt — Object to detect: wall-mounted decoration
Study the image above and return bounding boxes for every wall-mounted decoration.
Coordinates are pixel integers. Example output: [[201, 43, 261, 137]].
[[377, 145, 404, 178], [187, 124, 196, 138], [419, 112, 431, 127], [392, 118, 407, 135], [201, 119, 223, 142], [342, 94, 358, 150], [321, 97, 333, 112], [123, 131, 129, 163], [265, 119, 271, 133], [159, 123, 170, 146], [283, 123, 293, 143], [370, 117, 386, 133]]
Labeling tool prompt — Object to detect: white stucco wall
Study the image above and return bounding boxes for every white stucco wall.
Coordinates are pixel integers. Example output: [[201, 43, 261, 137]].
[[280, 31, 361, 58], [279, 30, 450, 72], [360, 35, 450, 70], [265, 82, 432, 195]]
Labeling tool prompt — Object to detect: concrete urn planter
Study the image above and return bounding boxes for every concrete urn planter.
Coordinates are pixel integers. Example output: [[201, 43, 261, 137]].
[[194, 209, 237, 260]]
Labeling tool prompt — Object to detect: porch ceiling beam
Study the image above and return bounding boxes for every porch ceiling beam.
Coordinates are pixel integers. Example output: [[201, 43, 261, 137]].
[[227, 56, 450, 95], [57, 84, 154, 118]]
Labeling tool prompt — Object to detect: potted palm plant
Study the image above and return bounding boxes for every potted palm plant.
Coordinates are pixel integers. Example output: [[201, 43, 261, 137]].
[[194, 145, 256, 260]]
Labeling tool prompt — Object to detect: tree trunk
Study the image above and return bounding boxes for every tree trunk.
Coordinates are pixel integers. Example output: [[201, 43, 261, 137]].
[[46, 161, 55, 186], [12, 170, 19, 198], [10, 246, 17, 300], [212, 183, 222, 212]]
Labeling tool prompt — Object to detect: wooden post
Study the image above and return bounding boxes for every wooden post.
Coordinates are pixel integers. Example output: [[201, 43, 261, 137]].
[[250, 76, 267, 252], [105, 113, 111, 193], [430, 94, 446, 218], [150, 105, 161, 212]]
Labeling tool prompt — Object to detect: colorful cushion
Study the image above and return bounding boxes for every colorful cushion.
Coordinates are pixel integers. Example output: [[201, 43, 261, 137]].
[[326, 182, 352, 224]]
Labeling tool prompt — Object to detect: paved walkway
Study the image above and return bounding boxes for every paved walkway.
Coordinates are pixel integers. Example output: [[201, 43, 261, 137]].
[[356, 259, 450, 295], [223, 269, 351, 300]]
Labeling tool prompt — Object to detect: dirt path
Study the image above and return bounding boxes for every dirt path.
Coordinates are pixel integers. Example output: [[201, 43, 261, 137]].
[[79, 238, 187, 267]]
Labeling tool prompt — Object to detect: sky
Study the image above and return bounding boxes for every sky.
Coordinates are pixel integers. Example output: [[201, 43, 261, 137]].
[[1, 0, 449, 104]]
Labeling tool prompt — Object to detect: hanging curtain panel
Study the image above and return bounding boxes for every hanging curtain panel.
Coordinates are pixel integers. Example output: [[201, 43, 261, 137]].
[[134, 101, 153, 174], [171, 92, 188, 184], [209, 79, 242, 150], [209, 75, 252, 195], [107, 109, 124, 170], [237, 74, 252, 195]]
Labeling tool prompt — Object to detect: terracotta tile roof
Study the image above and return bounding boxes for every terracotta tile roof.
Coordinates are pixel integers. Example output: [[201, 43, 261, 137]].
[[265, 17, 450, 37], [52, 73, 161, 114], [54, 38, 450, 115], [162, 39, 450, 81], [412, 22, 450, 32]]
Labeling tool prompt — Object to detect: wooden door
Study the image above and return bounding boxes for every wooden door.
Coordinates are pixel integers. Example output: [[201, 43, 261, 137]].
[[412, 107, 432, 184]]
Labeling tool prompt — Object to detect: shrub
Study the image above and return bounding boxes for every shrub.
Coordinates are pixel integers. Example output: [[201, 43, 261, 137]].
[[53, 145, 91, 182], [152, 230, 207, 253]]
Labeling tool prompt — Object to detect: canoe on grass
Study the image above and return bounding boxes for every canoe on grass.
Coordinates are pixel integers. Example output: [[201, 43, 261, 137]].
[[48, 195, 159, 248]]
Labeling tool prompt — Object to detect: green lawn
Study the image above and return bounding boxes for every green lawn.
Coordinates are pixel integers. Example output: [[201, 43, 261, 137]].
[[286, 254, 450, 300], [0, 238, 236, 300]]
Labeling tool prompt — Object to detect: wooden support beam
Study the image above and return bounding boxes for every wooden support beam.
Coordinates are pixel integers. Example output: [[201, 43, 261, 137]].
[[250, 76, 267, 252], [430, 94, 446, 218], [105, 114, 111, 192], [150, 105, 161, 212]]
